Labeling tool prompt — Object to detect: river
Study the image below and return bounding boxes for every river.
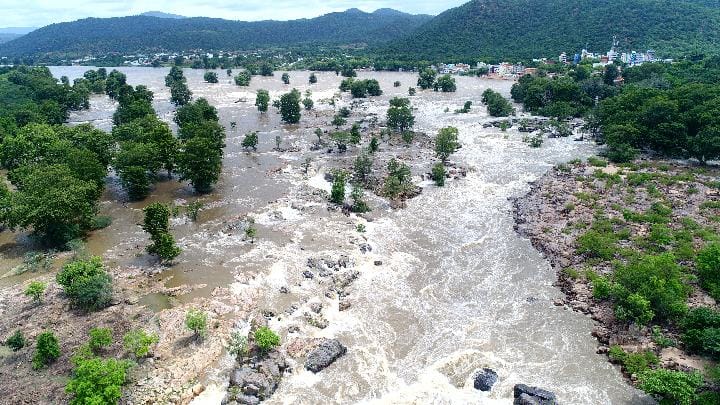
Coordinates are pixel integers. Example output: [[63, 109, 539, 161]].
[[40, 67, 647, 404]]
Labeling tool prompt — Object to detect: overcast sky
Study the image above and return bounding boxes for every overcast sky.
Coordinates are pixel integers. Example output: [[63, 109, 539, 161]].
[[1, 0, 468, 28]]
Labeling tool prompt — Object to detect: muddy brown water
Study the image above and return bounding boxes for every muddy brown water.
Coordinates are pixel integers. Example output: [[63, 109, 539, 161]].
[[0, 67, 649, 403]]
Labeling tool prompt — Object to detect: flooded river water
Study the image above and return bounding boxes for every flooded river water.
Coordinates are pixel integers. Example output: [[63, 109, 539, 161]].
[[29, 67, 648, 403]]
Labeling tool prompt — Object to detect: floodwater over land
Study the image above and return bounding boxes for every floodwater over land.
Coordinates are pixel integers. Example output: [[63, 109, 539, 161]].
[[10, 67, 650, 403]]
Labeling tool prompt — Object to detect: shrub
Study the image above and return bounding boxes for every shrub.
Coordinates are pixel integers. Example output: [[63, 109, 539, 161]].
[[637, 369, 702, 405], [613, 254, 689, 323], [350, 186, 370, 213], [587, 156, 608, 167], [227, 331, 248, 359], [254, 326, 280, 353], [607, 346, 658, 375], [185, 309, 208, 339], [577, 230, 617, 260], [6, 330, 25, 351], [88, 327, 112, 353], [615, 293, 654, 325], [56, 257, 112, 311], [33, 331, 60, 369], [330, 172, 346, 205], [697, 243, 720, 300], [435, 127, 460, 162], [681, 307, 720, 359], [123, 329, 159, 358], [432, 163, 446, 187], [241, 132, 258, 151], [24, 281, 46, 304], [66, 357, 132, 405]]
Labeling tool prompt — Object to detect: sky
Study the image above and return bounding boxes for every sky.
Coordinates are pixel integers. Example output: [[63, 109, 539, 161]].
[[0, 0, 468, 28]]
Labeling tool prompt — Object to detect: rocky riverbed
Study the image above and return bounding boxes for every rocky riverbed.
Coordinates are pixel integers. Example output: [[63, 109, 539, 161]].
[[514, 158, 720, 385]]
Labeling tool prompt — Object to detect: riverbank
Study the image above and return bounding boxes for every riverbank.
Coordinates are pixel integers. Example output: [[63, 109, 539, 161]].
[[513, 157, 720, 399]]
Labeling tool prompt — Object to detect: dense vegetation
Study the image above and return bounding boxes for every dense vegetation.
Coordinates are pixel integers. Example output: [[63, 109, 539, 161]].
[[0, 9, 431, 58], [383, 0, 720, 61], [511, 57, 720, 164]]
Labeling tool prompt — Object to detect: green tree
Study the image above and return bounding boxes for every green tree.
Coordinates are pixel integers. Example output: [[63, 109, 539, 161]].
[[435, 126, 461, 162], [114, 142, 160, 200], [66, 357, 132, 405], [255, 89, 270, 113], [259, 63, 274, 76], [170, 82, 192, 106], [147, 232, 181, 263], [234, 71, 251, 86], [33, 331, 60, 370], [638, 369, 702, 405], [204, 71, 219, 83], [434, 74, 457, 92], [353, 153, 372, 183], [387, 97, 415, 132], [383, 158, 413, 200], [432, 162, 446, 186], [185, 309, 208, 339], [281, 73, 290, 85], [330, 171, 347, 205], [56, 256, 112, 311], [350, 185, 370, 213], [350, 124, 361, 144], [242, 132, 259, 151], [697, 243, 720, 299], [309, 73, 318, 84], [6, 164, 98, 244], [24, 281, 46, 304], [369, 136, 379, 153], [332, 115, 347, 128], [417, 68, 436, 90], [279, 89, 301, 124], [177, 136, 224, 193]]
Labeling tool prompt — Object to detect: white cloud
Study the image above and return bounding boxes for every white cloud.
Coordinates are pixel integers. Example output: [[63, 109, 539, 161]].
[[1, 0, 468, 27]]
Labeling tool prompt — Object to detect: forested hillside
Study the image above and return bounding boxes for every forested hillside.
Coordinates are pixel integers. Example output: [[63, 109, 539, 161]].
[[384, 0, 720, 61], [0, 9, 431, 57]]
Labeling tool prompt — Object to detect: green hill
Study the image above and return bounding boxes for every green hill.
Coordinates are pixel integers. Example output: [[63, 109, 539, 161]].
[[383, 0, 720, 61], [0, 9, 431, 58]]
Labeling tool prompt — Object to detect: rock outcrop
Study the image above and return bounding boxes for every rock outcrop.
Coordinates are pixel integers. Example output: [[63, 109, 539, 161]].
[[305, 338, 347, 373]]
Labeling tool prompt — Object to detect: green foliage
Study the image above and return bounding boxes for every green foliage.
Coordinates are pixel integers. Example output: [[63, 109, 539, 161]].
[[435, 126, 460, 162], [417, 68, 436, 90], [186, 201, 203, 222], [66, 356, 132, 405], [147, 232, 181, 262], [346, 79, 382, 98], [279, 89, 301, 124], [175, 99, 225, 193], [681, 307, 720, 360], [587, 156, 608, 167], [142, 203, 170, 236], [24, 280, 46, 304], [607, 345, 659, 375], [302, 97, 314, 110], [353, 153, 372, 183], [637, 369, 703, 405], [203, 71, 218, 83], [433, 74, 456, 92], [88, 327, 112, 353], [233, 71, 251, 86], [56, 256, 112, 311], [369, 136, 379, 153], [123, 329, 159, 358], [254, 326, 280, 353], [185, 309, 208, 339], [383, 158, 413, 200], [387, 97, 414, 133], [255, 89, 270, 112], [577, 229, 617, 260], [33, 331, 60, 370], [170, 82, 192, 106], [309, 73, 318, 84], [6, 330, 25, 351], [281, 73, 290, 85], [431, 162, 446, 187], [330, 171, 347, 205], [350, 186, 370, 213], [331, 115, 347, 128], [697, 243, 720, 300], [242, 132, 259, 151], [228, 331, 248, 359]]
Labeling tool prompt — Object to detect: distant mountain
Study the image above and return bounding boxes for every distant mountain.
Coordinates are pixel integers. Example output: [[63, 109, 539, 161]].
[[0, 27, 36, 35], [384, 0, 720, 60], [0, 9, 432, 57], [0, 33, 22, 44], [139, 11, 186, 19]]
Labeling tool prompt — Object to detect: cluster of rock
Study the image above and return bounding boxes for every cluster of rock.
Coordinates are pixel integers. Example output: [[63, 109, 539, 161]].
[[305, 339, 347, 373], [471, 368, 556, 404], [224, 350, 288, 405]]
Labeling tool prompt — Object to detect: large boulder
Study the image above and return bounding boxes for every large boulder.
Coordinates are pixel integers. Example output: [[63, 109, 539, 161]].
[[230, 367, 275, 400], [513, 384, 557, 405], [473, 368, 498, 391], [305, 339, 347, 373]]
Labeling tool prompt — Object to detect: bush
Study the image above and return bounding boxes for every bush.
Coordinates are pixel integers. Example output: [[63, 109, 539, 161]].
[[681, 307, 720, 359], [330, 172, 346, 205], [6, 330, 25, 351], [88, 327, 112, 353], [613, 253, 689, 323], [577, 229, 617, 260], [123, 329, 159, 358], [697, 243, 720, 300], [481, 89, 513, 117], [608, 345, 658, 375], [432, 163, 446, 187], [66, 357, 132, 405], [33, 331, 60, 369], [637, 369, 703, 405], [254, 326, 280, 353], [24, 281, 46, 304], [56, 257, 112, 311], [227, 331, 248, 359], [185, 309, 208, 339]]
